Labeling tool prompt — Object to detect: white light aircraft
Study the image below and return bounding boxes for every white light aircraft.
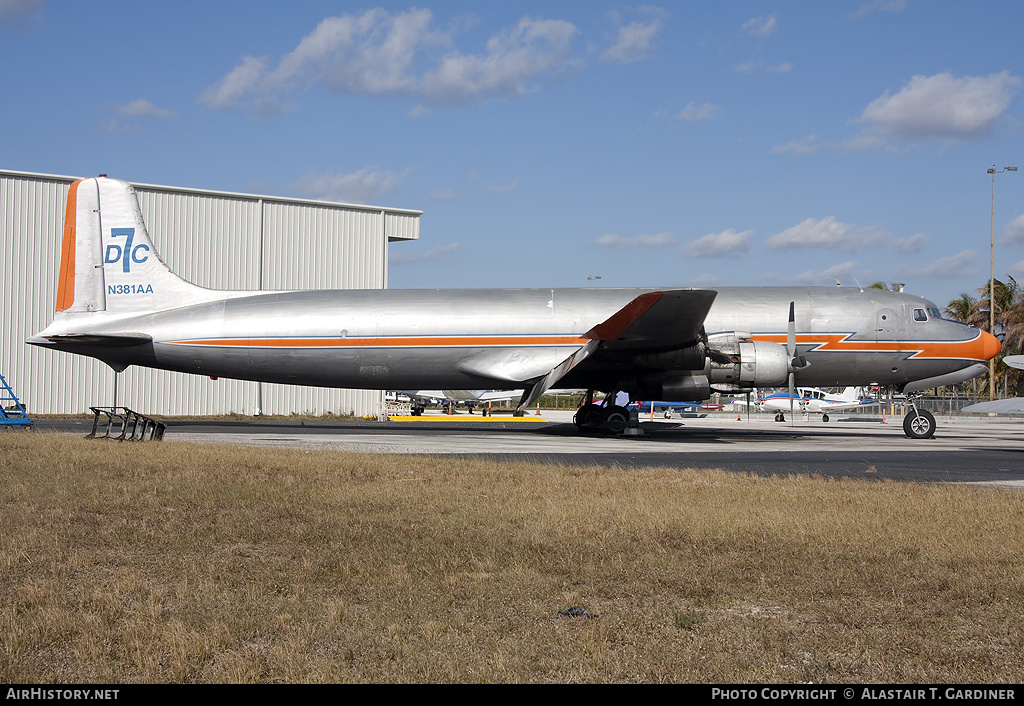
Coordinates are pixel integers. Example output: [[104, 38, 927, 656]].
[[28, 177, 1001, 439], [757, 386, 880, 422], [398, 389, 517, 415]]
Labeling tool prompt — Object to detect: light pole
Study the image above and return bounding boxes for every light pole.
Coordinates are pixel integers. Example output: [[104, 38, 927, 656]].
[[988, 165, 1017, 400]]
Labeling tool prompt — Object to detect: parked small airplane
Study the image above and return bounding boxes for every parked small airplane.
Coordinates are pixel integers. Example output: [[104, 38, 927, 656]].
[[628, 400, 719, 418], [757, 386, 880, 422], [397, 389, 516, 415], [29, 177, 1001, 439]]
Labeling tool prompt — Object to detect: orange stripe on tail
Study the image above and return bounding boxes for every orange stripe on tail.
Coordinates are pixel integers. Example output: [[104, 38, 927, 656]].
[[55, 179, 84, 312]]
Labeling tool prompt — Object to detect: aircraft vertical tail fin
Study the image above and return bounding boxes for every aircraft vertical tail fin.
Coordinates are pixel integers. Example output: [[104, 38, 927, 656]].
[[838, 386, 859, 401], [55, 176, 218, 317]]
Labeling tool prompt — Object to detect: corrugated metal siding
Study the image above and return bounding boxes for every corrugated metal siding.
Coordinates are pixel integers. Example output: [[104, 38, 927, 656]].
[[1, 170, 421, 417], [386, 211, 419, 241], [135, 190, 263, 290], [262, 202, 385, 290]]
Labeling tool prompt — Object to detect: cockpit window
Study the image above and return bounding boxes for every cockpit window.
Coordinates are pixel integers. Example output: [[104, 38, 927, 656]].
[[913, 308, 928, 322], [928, 307, 942, 320]]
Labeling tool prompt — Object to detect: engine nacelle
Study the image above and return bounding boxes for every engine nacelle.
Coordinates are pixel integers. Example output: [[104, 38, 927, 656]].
[[629, 373, 711, 401], [706, 334, 791, 390]]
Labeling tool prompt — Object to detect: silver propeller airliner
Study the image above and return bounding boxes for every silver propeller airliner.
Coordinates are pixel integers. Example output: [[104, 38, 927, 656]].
[[29, 177, 1000, 439]]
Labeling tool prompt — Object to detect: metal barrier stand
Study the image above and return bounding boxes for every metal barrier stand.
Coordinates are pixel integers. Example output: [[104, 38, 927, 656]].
[[86, 407, 165, 441]]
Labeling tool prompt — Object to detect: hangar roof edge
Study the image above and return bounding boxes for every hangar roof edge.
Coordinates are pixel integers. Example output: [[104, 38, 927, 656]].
[[0, 168, 423, 217]]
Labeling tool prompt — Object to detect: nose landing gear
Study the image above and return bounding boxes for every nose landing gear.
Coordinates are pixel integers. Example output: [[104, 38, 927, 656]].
[[902, 395, 936, 439]]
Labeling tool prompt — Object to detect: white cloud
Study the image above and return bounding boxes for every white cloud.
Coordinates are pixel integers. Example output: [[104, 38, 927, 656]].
[[420, 17, 578, 109], [1003, 214, 1024, 245], [793, 261, 859, 285], [487, 179, 519, 193], [0, 0, 43, 24], [741, 16, 777, 37], [895, 250, 978, 280], [860, 71, 1021, 140], [202, 9, 580, 114], [735, 60, 792, 74], [429, 187, 457, 201], [772, 135, 822, 155], [683, 229, 752, 258], [391, 242, 460, 265], [839, 131, 886, 152], [103, 98, 177, 132], [115, 98, 177, 119], [891, 233, 929, 253], [601, 8, 667, 64], [766, 217, 883, 251], [689, 273, 721, 286], [895, 250, 977, 279], [595, 232, 676, 248], [291, 167, 410, 204], [200, 56, 270, 110], [676, 102, 722, 122]]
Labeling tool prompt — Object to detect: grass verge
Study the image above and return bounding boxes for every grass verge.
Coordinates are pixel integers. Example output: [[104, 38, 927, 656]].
[[1, 432, 1022, 683]]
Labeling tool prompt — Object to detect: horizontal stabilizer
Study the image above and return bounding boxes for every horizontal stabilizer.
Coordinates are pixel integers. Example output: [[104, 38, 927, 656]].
[[584, 289, 717, 349], [32, 333, 153, 347]]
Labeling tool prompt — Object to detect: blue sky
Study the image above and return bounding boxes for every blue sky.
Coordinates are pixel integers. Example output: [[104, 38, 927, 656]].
[[3, 1, 1023, 308]]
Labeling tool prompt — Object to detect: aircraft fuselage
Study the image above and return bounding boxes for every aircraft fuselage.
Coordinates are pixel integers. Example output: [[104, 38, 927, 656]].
[[40, 285, 994, 396]]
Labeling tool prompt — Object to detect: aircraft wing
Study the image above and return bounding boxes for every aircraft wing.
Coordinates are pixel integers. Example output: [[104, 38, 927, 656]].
[[821, 399, 880, 412], [516, 289, 718, 411], [446, 390, 517, 403], [584, 289, 717, 349]]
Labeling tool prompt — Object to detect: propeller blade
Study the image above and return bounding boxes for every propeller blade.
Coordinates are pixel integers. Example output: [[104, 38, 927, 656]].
[[788, 301, 796, 423], [787, 301, 796, 359], [789, 372, 795, 421]]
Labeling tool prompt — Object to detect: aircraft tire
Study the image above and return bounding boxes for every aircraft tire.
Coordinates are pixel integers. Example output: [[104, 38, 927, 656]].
[[903, 409, 936, 439], [822, 413, 829, 423], [574, 403, 603, 429], [602, 406, 629, 434]]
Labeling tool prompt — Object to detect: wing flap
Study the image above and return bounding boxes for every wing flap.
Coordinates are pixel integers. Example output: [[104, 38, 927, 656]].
[[517, 339, 601, 412]]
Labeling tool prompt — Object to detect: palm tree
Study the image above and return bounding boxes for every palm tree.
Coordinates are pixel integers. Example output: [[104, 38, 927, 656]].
[[972, 276, 1024, 397], [869, 281, 905, 291], [943, 292, 980, 326]]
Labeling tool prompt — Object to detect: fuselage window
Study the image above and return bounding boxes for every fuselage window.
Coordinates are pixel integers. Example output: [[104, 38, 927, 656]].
[[913, 308, 928, 322]]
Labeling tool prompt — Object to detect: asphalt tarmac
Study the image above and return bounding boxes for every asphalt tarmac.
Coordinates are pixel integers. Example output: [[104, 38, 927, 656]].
[[32, 410, 1024, 487]]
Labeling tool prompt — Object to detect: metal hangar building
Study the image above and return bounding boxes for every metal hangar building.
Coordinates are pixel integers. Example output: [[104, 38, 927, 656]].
[[0, 169, 422, 417]]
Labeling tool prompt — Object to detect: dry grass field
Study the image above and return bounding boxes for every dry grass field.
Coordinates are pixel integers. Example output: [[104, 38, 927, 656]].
[[1, 431, 1022, 683]]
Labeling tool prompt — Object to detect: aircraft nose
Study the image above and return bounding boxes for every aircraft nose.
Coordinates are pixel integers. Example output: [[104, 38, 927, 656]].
[[979, 329, 1001, 361]]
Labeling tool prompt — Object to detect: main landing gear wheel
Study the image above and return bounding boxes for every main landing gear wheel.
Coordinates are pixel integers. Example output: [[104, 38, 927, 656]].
[[903, 409, 936, 439], [573, 403, 603, 428], [602, 406, 629, 434], [573, 403, 629, 434], [822, 413, 830, 423], [774, 413, 786, 422]]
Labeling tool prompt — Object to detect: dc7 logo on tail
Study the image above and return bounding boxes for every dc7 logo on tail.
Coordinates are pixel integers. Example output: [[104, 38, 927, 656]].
[[105, 227, 150, 273]]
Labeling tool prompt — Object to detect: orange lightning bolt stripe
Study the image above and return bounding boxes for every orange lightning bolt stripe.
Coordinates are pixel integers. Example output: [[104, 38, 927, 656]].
[[751, 330, 999, 361]]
